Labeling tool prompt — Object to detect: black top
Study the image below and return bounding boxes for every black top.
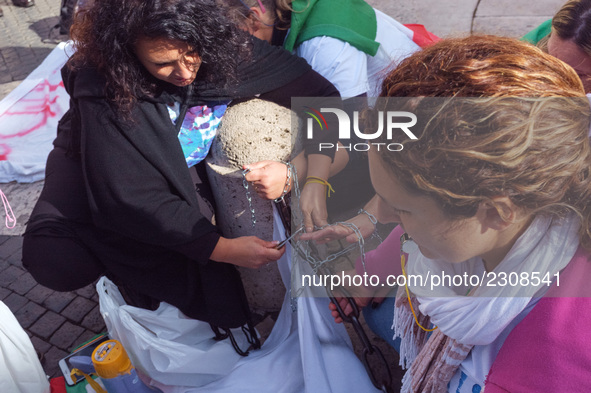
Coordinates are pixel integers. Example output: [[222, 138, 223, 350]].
[[52, 37, 340, 264]]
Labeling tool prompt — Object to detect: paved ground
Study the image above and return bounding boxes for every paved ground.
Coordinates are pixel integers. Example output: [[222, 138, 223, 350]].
[[0, 0, 565, 386]]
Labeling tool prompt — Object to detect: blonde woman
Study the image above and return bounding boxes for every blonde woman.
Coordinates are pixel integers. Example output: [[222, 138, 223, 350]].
[[331, 35, 591, 392]]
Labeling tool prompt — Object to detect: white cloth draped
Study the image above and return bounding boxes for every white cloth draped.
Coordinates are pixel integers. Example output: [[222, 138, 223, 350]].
[[0, 42, 73, 182], [122, 208, 379, 393]]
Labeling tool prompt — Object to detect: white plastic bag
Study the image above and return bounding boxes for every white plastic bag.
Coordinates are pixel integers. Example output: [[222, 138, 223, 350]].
[[0, 301, 50, 393], [96, 277, 249, 387]]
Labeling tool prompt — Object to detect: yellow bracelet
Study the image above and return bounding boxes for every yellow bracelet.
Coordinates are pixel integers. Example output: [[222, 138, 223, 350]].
[[304, 176, 335, 197]]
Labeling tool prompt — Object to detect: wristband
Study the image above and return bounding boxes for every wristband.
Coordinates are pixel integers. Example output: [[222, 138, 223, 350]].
[[304, 176, 335, 197]]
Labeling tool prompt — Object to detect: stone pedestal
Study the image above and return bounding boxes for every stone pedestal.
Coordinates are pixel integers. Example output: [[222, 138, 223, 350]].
[[205, 99, 299, 313]]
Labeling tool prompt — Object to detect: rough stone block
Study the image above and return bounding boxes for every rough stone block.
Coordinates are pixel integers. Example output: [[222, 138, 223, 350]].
[[49, 321, 85, 350], [25, 284, 55, 304], [3, 291, 28, 312], [43, 346, 69, 378], [0, 286, 11, 300], [29, 310, 65, 339], [75, 283, 98, 299], [0, 264, 25, 286], [8, 271, 37, 294], [206, 99, 299, 312], [43, 291, 75, 313], [0, 181, 44, 236], [30, 335, 51, 357], [0, 236, 23, 259], [81, 305, 107, 333], [61, 296, 96, 323], [13, 298, 45, 328]]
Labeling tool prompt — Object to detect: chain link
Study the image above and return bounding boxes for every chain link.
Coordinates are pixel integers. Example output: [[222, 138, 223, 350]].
[[241, 168, 257, 227], [241, 160, 392, 392]]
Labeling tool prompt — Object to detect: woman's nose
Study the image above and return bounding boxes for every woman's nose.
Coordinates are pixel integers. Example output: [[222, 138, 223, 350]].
[[175, 63, 194, 79]]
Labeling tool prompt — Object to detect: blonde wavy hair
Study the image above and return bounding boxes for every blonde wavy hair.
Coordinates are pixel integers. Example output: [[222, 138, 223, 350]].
[[374, 35, 591, 249]]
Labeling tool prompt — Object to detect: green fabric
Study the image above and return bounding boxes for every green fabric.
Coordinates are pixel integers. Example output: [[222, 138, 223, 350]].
[[65, 376, 100, 393], [284, 0, 379, 56], [522, 19, 552, 44]]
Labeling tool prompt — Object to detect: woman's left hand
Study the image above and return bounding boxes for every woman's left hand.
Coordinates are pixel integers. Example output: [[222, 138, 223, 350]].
[[243, 161, 289, 200], [300, 181, 329, 232]]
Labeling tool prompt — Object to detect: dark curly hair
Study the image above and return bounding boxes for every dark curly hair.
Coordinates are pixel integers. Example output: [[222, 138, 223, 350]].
[[70, 0, 251, 115]]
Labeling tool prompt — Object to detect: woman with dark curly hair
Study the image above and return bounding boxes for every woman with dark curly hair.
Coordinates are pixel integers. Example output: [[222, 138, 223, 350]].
[[21, 0, 341, 351]]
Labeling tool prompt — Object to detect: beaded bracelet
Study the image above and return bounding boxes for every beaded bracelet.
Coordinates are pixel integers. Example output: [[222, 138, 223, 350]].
[[304, 176, 335, 197]]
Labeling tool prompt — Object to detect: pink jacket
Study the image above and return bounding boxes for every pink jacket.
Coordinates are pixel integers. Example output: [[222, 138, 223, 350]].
[[485, 246, 591, 392], [357, 227, 591, 391]]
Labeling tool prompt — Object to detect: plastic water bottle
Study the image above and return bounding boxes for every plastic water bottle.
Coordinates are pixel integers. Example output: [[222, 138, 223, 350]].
[[91, 340, 157, 393]]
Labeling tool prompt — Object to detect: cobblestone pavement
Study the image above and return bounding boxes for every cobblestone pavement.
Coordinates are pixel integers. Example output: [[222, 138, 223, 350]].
[[0, 235, 106, 379], [0, 0, 64, 98], [0, 1, 105, 381]]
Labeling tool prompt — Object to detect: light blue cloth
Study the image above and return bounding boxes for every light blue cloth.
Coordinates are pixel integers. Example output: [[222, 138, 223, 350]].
[[362, 296, 401, 353]]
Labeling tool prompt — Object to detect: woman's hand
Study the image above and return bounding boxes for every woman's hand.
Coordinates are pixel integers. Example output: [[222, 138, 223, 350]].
[[300, 181, 329, 232], [301, 154, 332, 231], [327, 269, 391, 323], [300, 194, 380, 243], [210, 236, 285, 268], [329, 297, 370, 324], [243, 161, 288, 200]]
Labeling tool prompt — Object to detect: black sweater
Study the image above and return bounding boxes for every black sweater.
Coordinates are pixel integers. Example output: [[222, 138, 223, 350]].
[[53, 38, 340, 265]]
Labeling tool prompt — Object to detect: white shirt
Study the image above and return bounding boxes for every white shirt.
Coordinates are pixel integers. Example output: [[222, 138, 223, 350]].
[[294, 9, 420, 98]]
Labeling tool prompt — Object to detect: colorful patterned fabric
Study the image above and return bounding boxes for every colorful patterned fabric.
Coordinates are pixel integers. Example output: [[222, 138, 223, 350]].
[[169, 101, 230, 167]]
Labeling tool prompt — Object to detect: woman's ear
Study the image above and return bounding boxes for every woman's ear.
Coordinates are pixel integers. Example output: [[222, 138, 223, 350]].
[[479, 196, 519, 230], [247, 6, 265, 33]]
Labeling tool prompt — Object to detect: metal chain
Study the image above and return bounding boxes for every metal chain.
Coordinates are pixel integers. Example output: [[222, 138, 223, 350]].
[[242, 162, 299, 229], [241, 168, 257, 227], [290, 232, 393, 393], [358, 208, 383, 244], [274, 161, 292, 203], [242, 161, 392, 392]]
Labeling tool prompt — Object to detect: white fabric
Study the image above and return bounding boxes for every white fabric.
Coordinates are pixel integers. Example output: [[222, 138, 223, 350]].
[[0, 301, 50, 393], [96, 278, 250, 387], [102, 207, 378, 393], [368, 10, 421, 97], [404, 214, 579, 346], [0, 42, 73, 182], [297, 36, 368, 98], [294, 9, 420, 98], [392, 215, 579, 392]]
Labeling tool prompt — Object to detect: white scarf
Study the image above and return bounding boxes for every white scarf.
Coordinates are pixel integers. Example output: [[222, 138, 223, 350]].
[[397, 213, 580, 348]]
